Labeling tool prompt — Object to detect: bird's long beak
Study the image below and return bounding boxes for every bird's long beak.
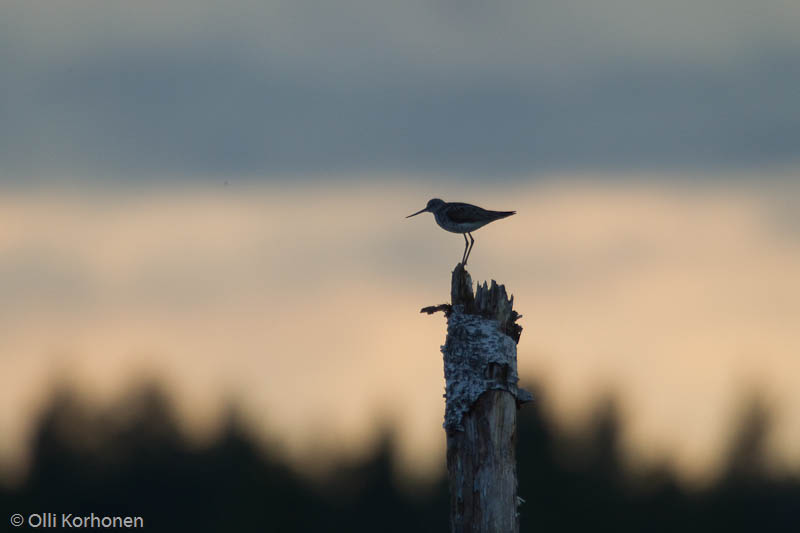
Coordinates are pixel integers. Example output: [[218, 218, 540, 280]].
[[406, 207, 428, 218]]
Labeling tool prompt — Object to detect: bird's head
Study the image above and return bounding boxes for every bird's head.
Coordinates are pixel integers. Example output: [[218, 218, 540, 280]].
[[406, 198, 445, 218]]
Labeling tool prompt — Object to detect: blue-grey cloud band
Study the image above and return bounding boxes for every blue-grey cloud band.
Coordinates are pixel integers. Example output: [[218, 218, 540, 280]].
[[2, 0, 799, 181]]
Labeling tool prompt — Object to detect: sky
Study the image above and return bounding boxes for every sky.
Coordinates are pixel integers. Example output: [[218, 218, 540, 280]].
[[2, 0, 800, 180], [1, 0, 799, 488]]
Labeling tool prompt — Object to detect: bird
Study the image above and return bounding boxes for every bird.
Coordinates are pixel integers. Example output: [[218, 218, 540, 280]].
[[406, 198, 515, 265]]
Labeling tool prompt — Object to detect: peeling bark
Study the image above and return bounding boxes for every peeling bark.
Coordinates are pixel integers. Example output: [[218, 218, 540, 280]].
[[422, 263, 531, 533]]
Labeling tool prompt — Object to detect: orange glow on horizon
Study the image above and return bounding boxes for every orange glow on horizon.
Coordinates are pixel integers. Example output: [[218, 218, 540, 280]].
[[1, 175, 799, 486]]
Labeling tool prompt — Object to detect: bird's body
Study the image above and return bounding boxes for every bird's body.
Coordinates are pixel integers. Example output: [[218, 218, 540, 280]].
[[429, 201, 515, 234], [406, 198, 515, 265]]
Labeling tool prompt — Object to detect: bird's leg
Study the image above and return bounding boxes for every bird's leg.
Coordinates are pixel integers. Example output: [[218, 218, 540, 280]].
[[461, 233, 469, 265], [465, 233, 475, 265]]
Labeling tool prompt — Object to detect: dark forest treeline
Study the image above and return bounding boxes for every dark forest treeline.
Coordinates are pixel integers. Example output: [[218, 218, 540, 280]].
[[1, 384, 798, 532]]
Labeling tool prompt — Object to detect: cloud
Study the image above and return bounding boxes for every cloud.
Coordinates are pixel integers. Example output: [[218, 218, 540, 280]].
[[2, 1, 800, 180]]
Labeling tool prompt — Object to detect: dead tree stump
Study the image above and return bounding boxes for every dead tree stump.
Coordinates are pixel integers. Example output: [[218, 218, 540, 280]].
[[421, 264, 531, 533]]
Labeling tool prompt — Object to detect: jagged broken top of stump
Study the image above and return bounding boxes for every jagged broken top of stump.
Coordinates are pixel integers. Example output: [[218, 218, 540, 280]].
[[421, 263, 523, 343], [422, 263, 531, 432]]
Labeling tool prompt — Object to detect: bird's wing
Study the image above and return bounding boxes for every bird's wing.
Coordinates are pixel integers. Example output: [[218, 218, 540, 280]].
[[445, 203, 488, 223]]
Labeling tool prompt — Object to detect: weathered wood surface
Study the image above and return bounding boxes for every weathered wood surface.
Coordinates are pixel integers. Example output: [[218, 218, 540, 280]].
[[422, 263, 531, 533]]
